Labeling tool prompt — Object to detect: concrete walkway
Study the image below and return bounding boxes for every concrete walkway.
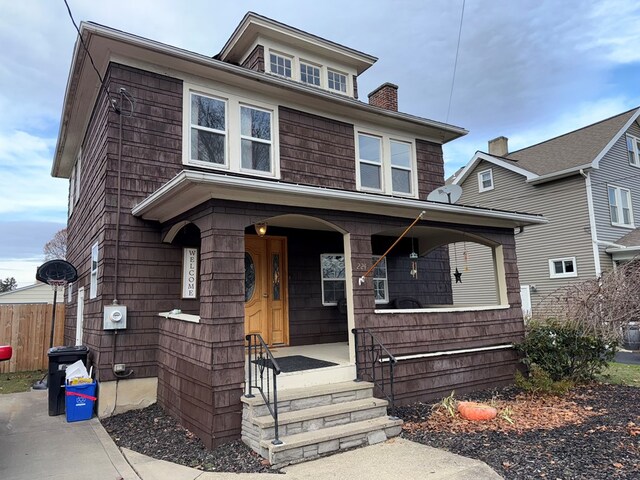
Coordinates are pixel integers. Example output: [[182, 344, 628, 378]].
[[615, 350, 640, 365], [0, 389, 501, 480]]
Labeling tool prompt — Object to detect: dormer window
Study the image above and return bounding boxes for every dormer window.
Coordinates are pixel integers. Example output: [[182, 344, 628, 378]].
[[269, 52, 292, 78], [328, 69, 347, 93], [300, 62, 321, 86]]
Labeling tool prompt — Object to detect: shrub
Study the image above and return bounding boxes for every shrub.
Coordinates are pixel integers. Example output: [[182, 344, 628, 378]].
[[516, 318, 617, 382], [515, 366, 573, 396]]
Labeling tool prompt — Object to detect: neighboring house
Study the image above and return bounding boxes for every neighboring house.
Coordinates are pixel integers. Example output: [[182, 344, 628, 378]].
[[452, 108, 640, 316], [51, 12, 544, 455], [0, 282, 55, 304]]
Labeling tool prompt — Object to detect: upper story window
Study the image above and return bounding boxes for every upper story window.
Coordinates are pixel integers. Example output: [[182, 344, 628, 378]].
[[608, 185, 634, 227], [478, 168, 494, 192], [240, 105, 272, 172], [328, 69, 347, 93], [68, 149, 82, 217], [185, 85, 279, 178], [300, 61, 321, 86], [190, 93, 227, 166], [356, 131, 416, 197], [549, 257, 577, 279], [627, 134, 640, 167], [270, 53, 292, 78]]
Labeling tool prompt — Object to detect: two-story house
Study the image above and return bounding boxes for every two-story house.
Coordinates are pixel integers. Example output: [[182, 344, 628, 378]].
[[51, 12, 544, 462], [452, 108, 640, 315]]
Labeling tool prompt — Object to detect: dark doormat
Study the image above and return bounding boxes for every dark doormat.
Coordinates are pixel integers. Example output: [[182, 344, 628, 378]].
[[252, 355, 338, 373]]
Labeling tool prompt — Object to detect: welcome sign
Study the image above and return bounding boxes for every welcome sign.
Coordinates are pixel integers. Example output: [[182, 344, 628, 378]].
[[182, 248, 198, 298]]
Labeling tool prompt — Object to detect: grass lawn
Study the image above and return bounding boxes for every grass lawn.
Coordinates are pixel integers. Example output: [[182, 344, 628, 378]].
[[0, 370, 45, 394], [596, 362, 640, 387]]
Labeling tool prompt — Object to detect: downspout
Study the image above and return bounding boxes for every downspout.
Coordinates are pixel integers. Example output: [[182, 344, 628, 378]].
[[581, 169, 602, 277]]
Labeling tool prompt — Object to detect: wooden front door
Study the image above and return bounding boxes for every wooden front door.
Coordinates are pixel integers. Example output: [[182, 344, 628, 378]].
[[244, 236, 289, 346]]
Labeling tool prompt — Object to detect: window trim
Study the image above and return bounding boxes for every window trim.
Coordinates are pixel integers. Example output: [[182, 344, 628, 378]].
[[327, 68, 348, 94], [355, 129, 417, 198], [372, 256, 389, 305], [90, 242, 99, 299], [478, 168, 494, 192], [607, 184, 634, 228], [268, 51, 293, 79], [299, 60, 322, 87], [626, 134, 640, 168], [239, 104, 274, 175], [320, 253, 346, 306], [389, 138, 414, 195], [548, 257, 577, 279], [189, 91, 229, 169]]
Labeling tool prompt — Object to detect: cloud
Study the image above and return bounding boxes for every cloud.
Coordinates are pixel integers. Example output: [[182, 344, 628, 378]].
[[0, 258, 44, 288]]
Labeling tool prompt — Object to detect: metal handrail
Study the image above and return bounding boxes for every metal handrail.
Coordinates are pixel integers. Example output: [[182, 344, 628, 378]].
[[352, 328, 398, 418], [245, 334, 283, 445]]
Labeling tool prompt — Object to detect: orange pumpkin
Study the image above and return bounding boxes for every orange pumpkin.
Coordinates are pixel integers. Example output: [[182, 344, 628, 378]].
[[457, 401, 498, 421]]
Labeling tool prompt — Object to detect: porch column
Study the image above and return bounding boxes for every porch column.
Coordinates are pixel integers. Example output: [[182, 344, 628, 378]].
[[344, 230, 375, 363], [197, 210, 246, 446]]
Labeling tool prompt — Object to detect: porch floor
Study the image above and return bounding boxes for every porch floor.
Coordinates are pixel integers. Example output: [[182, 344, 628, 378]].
[[269, 342, 350, 365]]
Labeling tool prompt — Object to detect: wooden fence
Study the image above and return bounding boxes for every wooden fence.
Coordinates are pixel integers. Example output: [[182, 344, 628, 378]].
[[0, 304, 65, 373]]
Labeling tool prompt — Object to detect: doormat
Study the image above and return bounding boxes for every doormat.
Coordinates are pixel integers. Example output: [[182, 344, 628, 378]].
[[252, 355, 338, 373]]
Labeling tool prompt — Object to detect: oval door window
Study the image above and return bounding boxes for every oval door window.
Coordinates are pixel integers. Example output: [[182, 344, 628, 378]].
[[245, 252, 256, 302]]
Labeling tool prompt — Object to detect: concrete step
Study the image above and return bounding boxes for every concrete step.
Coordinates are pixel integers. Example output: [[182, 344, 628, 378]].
[[241, 381, 373, 417], [260, 416, 403, 468], [246, 397, 389, 441]]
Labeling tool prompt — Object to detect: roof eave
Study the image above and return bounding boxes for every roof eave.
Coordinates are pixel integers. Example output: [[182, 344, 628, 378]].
[[452, 152, 536, 186]]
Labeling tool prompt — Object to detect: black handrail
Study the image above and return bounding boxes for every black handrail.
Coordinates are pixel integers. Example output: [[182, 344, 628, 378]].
[[352, 328, 398, 419], [245, 334, 283, 445]]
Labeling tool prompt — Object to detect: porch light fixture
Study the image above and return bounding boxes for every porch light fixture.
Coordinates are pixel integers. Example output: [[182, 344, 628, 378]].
[[255, 222, 268, 237]]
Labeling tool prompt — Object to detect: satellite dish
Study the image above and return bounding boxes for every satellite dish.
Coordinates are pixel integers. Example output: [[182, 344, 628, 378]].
[[36, 260, 78, 284], [426, 184, 463, 204]]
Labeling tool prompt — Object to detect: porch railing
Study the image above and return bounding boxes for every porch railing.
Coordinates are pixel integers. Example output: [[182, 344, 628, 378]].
[[245, 333, 283, 445], [352, 328, 398, 418]]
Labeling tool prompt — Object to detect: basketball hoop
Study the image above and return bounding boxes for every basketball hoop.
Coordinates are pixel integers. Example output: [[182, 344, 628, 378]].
[[48, 279, 68, 292]]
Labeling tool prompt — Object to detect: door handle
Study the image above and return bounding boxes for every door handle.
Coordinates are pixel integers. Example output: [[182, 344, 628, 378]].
[[262, 293, 268, 298]]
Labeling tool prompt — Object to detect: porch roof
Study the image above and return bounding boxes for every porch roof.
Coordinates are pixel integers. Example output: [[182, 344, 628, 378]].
[[132, 170, 548, 229]]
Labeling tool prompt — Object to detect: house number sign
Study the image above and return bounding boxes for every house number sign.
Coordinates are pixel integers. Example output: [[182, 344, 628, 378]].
[[182, 248, 198, 298]]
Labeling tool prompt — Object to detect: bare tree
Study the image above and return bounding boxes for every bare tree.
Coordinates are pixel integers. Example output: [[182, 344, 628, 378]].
[[43, 228, 67, 260], [534, 258, 640, 342], [0, 277, 17, 293]]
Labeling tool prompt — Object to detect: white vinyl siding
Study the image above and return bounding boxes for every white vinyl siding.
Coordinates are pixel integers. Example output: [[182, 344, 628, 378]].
[[90, 242, 98, 299]]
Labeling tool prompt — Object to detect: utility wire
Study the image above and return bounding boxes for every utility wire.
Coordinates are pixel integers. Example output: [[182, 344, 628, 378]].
[[446, 0, 466, 124], [63, 0, 119, 112]]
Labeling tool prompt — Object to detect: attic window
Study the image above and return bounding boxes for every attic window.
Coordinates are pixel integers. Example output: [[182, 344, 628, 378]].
[[478, 169, 494, 192], [328, 69, 347, 93], [269, 53, 292, 78], [300, 62, 321, 86], [627, 134, 640, 168]]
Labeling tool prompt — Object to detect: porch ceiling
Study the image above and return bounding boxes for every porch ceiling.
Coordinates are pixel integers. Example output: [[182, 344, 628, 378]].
[[132, 170, 548, 229]]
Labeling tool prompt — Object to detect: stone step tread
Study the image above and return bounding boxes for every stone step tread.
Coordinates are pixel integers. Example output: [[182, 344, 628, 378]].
[[252, 397, 389, 428], [260, 416, 403, 452], [242, 380, 373, 406]]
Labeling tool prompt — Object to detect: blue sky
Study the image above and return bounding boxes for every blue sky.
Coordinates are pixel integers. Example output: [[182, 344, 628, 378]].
[[1, 0, 639, 286]]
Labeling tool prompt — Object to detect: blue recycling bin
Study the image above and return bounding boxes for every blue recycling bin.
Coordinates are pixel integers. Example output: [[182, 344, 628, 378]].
[[65, 382, 97, 422]]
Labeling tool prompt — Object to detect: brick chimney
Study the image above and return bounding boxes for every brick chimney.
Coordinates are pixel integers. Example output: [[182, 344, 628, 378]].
[[368, 83, 398, 111], [488, 136, 509, 156]]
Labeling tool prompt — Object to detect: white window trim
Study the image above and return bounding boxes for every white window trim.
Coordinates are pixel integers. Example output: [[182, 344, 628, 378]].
[[320, 253, 346, 306], [299, 59, 322, 87], [626, 134, 640, 168], [372, 256, 389, 305], [75, 287, 85, 346], [355, 129, 418, 198], [75, 148, 82, 201], [68, 149, 82, 218], [183, 84, 280, 179], [478, 168, 494, 192], [549, 257, 577, 279], [389, 138, 414, 196], [67, 282, 73, 303], [189, 91, 229, 169], [607, 184, 634, 228], [90, 242, 99, 299], [268, 50, 293, 79], [327, 68, 349, 95], [239, 104, 274, 175]]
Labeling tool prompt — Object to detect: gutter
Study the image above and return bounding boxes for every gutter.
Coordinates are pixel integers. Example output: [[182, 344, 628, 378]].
[[526, 164, 592, 185], [581, 169, 602, 277]]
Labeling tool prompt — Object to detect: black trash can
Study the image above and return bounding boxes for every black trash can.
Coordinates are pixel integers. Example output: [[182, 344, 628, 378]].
[[48, 345, 89, 416], [623, 324, 640, 351]]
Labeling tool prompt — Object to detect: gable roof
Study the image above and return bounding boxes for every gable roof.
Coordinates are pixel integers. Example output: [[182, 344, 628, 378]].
[[453, 107, 640, 186]]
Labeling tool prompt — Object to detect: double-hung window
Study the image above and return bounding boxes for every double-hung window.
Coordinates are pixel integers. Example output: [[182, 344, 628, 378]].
[[549, 257, 577, 278], [478, 169, 494, 192], [608, 185, 633, 227], [627, 135, 640, 167], [240, 106, 272, 173], [270, 53, 292, 78], [358, 134, 383, 191], [300, 62, 321, 86], [190, 93, 226, 166], [320, 254, 389, 305], [328, 69, 347, 93], [390, 140, 412, 194]]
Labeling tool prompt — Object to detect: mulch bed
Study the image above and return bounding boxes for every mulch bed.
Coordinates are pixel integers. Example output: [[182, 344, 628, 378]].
[[398, 383, 640, 480], [101, 383, 639, 477], [101, 403, 275, 473]]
